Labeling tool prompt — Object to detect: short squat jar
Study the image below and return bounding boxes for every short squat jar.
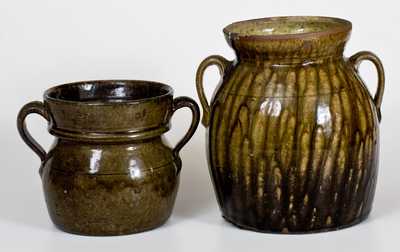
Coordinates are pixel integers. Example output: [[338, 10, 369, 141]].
[[17, 80, 199, 236]]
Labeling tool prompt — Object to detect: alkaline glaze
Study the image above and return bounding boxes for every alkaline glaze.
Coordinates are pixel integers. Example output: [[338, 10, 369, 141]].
[[196, 16, 385, 233], [17, 80, 200, 236]]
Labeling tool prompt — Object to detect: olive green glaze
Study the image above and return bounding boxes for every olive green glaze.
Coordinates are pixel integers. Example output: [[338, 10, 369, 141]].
[[196, 16, 385, 233], [17, 80, 200, 236]]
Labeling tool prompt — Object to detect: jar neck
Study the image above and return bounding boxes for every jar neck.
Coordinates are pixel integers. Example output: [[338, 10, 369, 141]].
[[234, 44, 345, 64]]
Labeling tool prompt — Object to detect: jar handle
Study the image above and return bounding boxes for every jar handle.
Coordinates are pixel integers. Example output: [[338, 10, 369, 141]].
[[349, 51, 385, 122], [195, 55, 231, 127], [17, 101, 50, 162], [171, 96, 200, 173]]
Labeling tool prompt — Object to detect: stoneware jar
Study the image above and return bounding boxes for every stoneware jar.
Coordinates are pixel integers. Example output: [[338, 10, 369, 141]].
[[196, 16, 385, 233], [17, 80, 200, 236]]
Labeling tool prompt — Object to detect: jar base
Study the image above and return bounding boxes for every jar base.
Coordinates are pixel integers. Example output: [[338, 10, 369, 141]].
[[52, 218, 170, 236], [222, 213, 370, 234]]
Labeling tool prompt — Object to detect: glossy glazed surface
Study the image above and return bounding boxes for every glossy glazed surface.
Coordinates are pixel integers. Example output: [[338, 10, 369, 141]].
[[17, 80, 200, 235], [196, 16, 385, 233]]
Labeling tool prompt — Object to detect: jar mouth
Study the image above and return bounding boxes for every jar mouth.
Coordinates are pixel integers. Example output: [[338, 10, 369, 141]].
[[223, 16, 352, 40], [44, 80, 173, 105]]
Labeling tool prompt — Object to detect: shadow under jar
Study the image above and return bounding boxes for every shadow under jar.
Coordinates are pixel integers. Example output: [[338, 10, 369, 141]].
[[196, 16, 385, 233], [17, 80, 200, 236]]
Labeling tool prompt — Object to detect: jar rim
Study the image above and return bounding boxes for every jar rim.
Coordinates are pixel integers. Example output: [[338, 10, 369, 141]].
[[44, 80, 173, 105], [223, 16, 352, 41]]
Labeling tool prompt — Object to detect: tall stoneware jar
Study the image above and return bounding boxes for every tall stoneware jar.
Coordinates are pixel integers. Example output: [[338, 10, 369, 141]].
[[196, 16, 385, 233]]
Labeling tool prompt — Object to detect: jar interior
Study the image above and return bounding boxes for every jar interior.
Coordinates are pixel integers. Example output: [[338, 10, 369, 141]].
[[45, 80, 172, 103]]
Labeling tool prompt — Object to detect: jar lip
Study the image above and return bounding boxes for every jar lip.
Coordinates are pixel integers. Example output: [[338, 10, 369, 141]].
[[223, 16, 352, 41], [44, 79, 173, 105]]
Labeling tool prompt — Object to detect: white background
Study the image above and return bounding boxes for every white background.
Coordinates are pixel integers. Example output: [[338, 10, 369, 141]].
[[1, 0, 398, 251]]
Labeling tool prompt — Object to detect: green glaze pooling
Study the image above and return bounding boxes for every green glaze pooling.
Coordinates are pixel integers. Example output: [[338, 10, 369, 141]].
[[196, 16, 385, 233], [17, 80, 200, 236]]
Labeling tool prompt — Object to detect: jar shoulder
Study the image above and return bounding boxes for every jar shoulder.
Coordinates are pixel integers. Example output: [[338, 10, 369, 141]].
[[42, 137, 177, 175], [213, 58, 373, 101]]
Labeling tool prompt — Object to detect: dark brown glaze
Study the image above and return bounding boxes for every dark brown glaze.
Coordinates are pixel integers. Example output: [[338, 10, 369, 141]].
[[196, 16, 385, 233], [17, 80, 200, 236]]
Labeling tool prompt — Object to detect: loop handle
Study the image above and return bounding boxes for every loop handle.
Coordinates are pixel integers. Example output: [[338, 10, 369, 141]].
[[171, 96, 200, 173], [195, 55, 231, 127], [17, 101, 50, 162], [349, 51, 385, 122]]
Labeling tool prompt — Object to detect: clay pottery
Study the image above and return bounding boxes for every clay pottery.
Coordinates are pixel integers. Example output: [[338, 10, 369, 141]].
[[17, 80, 200, 236], [196, 16, 385, 233]]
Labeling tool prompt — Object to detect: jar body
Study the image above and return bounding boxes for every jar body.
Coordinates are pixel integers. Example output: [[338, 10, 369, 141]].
[[207, 57, 380, 233], [41, 136, 179, 235], [17, 80, 200, 235]]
